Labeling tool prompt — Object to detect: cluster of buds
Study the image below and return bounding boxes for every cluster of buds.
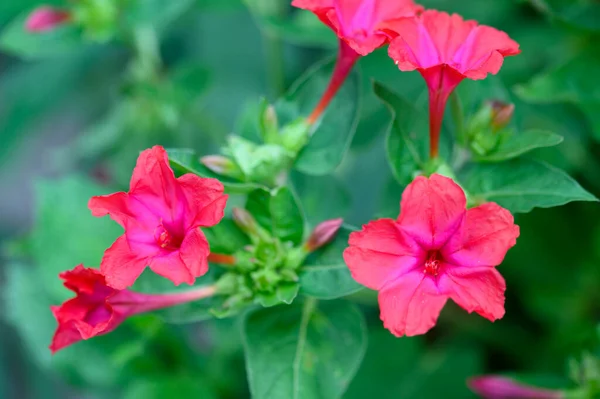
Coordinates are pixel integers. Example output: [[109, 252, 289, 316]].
[[211, 209, 342, 316], [202, 102, 311, 187]]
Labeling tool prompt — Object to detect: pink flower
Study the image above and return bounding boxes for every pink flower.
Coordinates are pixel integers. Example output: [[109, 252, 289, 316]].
[[292, 0, 423, 124], [343, 174, 519, 336], [25, 6, 70, 32], [50, 265, 216, 353], [468, 376, 564, 399], [385, 10, 520, 158], [292, 0, 423, 56], [89, 146, 228, 289]]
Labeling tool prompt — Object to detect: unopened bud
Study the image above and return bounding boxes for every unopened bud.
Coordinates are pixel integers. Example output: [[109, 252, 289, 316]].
[[467, 376, 564, 399], [232, 208, 258, 235], [304, 218, 343, 252], [488, 100, 515, 131], [25, 6, 70, 32], [279, 118, 311, 154], [201, 155, 242, 178], [260, 103, 279, 143]]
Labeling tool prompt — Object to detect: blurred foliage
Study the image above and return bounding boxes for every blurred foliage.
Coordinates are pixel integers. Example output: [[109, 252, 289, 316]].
[[1, 0, 600, 398]]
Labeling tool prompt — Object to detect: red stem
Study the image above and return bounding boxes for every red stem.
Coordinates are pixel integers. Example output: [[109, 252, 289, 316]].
[[428, 87, 448, 159], [307, 39, 360, 125], [207, 252, 237, 265]]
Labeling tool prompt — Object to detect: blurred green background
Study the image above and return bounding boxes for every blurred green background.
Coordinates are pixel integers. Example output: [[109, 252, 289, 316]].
[[1, 0, 599, 398]]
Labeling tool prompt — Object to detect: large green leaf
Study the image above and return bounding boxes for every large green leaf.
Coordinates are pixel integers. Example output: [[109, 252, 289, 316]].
[[124, 375, 217, 399], [374, 81, 451, 185], [204, 218, 250, 255], [246, 186, 305, 245], [476, 130, 564, 162], [277, 57, 361, 175], [345, 327, 482, 399], [167, 148, 266, 194], [299, 227, 363, 300], [459, 158, 598, 213], [243, 300, 367, 399], [0, 11, 83, 59], [291, 171, 351, 228]]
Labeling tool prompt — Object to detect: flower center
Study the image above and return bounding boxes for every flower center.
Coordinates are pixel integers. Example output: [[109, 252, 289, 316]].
[[423, 251, 442, 276], [154, 224, 182, 250]]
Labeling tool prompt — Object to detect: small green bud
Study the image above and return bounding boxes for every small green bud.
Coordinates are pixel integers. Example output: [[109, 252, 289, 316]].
[[284, 247, 308, 270], [259, 102, 279, 143], [215, 273, 238, 295], [279, 118, 311, 154], [201, 155, 243, 179]]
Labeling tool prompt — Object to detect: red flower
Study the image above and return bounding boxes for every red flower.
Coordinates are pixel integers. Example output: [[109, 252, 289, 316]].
[[293, 0, 423, 124], [25, 6, 70, 32], [343, 174, 519, 337], [292, 0, 423, 56], [385, 10, 520, 158], [50, 265, 216, 353], [89, 146, 228, 289]]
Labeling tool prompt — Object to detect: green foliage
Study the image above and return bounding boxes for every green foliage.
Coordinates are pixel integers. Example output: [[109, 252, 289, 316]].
[[279, 58, 361, 175], [299, 227, 362, 300], [474, 130, 564, 162], [243, 300, 367, 399], [459, 158, 598, 213]]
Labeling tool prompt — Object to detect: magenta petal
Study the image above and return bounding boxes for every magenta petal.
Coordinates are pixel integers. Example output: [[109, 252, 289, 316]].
[[379, 272, 447, 337], [100, 235, 148, 290]]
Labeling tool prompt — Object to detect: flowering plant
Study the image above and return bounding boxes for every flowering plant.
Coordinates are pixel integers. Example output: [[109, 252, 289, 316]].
[[2, 0, 600, 398]]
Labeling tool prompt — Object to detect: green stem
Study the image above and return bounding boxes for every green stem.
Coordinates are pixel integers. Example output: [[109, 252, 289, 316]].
[[450, 91, 466, 146], [261, 3, 286, 98], [132, 25, 163, 81]]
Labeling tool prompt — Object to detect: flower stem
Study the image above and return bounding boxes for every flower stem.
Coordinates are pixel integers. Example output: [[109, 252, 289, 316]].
[[115, 285, 217, 315], [428, 87, 449, 160], [307, 39, 360, 125], [208, 252, 237, 266]]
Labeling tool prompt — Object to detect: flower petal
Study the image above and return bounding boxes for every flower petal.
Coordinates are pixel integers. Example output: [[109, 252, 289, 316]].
[[100, 235, 148, 290], [49, 318, 84, 353], [379, 272, 447, 336], [88, 191, 132, 228], [441, 267, 506, 321], [343, 219, 423, 290], [442, 202, 519, 268], [129, 146, 185, 225], [398, 174, 466, 248], [177, 174, 227, 228]]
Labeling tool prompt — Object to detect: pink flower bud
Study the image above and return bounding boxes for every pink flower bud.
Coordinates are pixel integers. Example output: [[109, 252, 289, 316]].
[[305, 218, 343, 252], [489, 101, 515, 131], [468, 376, 564, 399], [25, 6, 70, 32]]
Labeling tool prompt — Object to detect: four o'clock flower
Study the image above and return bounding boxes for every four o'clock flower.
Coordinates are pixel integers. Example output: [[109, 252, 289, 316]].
[[468, 376, 565, 399], [25, 6, 71, 32], [50, 265, 216, 353], [89, 146, 228, 289], [385, 10, 520, 158], [343, 174, 519, 336], [292, 0, 423, 124]]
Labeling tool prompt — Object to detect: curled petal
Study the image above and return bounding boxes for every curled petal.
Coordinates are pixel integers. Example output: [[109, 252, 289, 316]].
[[100, 235, 149, 290], [379, 272, 447, 336], [441, 267, 506, 321], [443, 202, 519, 268], [398, 174, 466, 248], [88, 192, 132, 228], [177, 174, 227, 228], [344, 219, 423, 290]]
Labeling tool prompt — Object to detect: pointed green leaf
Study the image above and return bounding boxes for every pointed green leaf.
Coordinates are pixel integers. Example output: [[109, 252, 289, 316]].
[[277, 57, 360, 175], [242, 300, 367, 399], [299, 227, 362, 300], [459, 158, 598, 213], [476, 130, 564, 162]]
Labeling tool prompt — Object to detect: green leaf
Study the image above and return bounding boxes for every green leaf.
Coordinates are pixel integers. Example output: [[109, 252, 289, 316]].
[[291, 171, 351, 227], [0, 12, 82, 59], [459, 158, 598, 213], [123, 0, 196, 32], [277, 57, 360, 175], [246, 187, 305, 245], [131, 269, 217, 324], [299, 227, 363, 300], [345, 327, 482, 399], [25, 176, 122, 301], [374, 81, 451, 185], [204, 218, 250, 255], [243, 300, 367, 399], [531, 0, 600, 33], [476, 130, 564, 162], [167, 148, 266, 194], [124, 375, 217, 399]]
